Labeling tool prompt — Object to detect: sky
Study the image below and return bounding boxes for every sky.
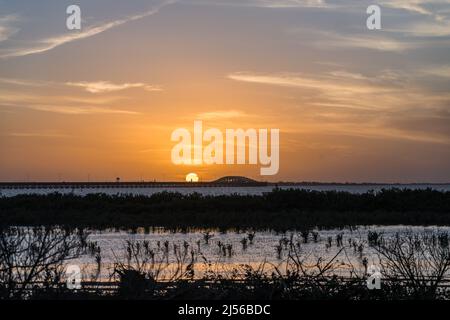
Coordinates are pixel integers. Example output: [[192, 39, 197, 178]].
[[0, 0, 449, 183]]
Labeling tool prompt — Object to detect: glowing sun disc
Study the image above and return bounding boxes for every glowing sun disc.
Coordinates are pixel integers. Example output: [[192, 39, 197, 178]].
[[186, 173, 199, 182]]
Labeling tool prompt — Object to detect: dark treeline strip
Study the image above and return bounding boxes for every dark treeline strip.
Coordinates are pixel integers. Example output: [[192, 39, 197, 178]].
[[0, 188, 449, 230]]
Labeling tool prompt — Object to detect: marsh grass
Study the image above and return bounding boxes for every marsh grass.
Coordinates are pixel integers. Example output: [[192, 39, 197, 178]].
[[2, 227, 450, 300]]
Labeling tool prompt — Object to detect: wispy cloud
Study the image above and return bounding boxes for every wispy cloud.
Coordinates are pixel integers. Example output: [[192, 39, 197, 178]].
[[185, 0, 330, 8], [0, 92, 141, 115], [315, 123, 450, 145], [295, 29, 415, 52], [380, 0, 450, 21], [0, 77, 162, 94], [0, 77, 50, 87], [6, 132, 70, 138], [21, 105, 141, 115], [228, 72, 390, 96], [0, 90, 125, 106], [324, 35, 413, 52], [197, 110, 246, 120], [406, 20, 450, 36], [421, 65, 450, 78], [0, 15, 19, 42], [228, 70, 450, 145], [0, 77, 150, 115], [228, 71, 387, 114], [239, 0, 329, 8], [380, 1, 450, 37], [0, 1, 173, 58], [381, 0, 434, 16], [66, 81, 162, 93]]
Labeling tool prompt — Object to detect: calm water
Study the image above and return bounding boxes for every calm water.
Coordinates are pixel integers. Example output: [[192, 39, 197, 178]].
[[74, 225, 450, 280], [1, 184, 450, 197], [4, 185, 449, 280]]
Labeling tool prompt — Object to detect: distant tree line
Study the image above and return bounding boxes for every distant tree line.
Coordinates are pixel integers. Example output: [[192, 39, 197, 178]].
[[0, 188, 449, 230]]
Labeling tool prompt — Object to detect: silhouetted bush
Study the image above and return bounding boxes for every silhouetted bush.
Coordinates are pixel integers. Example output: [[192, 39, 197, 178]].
[[5, 231, 450, 300], [0, 227, 88, 299]]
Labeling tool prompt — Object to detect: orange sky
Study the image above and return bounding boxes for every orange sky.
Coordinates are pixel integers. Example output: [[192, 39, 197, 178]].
[[1, 0, 450, 182]]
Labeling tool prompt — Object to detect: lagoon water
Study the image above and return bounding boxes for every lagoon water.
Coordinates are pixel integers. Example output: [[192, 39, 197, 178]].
[[74, 225, 450, 281], [1, 184, 450, 197]]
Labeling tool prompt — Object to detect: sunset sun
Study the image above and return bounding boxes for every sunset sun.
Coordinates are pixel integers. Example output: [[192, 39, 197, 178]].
[[185, 173, 199, 182]]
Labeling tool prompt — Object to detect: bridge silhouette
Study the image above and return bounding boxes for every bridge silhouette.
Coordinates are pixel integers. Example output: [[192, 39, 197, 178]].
[[212, 176, 262, 185], [0, 176, 268, 190]]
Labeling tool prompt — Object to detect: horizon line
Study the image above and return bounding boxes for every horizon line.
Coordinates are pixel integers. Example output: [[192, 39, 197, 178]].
[[0, 180, 449, 186]]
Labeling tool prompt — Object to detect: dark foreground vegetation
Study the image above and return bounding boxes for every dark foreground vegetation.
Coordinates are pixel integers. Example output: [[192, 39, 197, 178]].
[[1, 227, 450, 300], [0, 188, 449, 230]]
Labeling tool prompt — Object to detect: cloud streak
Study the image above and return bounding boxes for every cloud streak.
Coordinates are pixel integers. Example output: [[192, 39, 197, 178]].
[[239, 0, 329, 8], [380, 0, 450, 20], [6, 132, 71, 138], [228, 72, 392, 96], [228, 70, 450, 145], [0, 1, 174, 58], [66, 81, 162, 93], [0, 77, 162, 95], [26, 105, 140, 115], [0, 91, 141, 115], [185, 0, 330, 8], [0, 15, 19, 42], [288, 28, 415, 52], [0, 101, 140, 115], [421, 65, 450, 78], [197, 110, 246, 120]]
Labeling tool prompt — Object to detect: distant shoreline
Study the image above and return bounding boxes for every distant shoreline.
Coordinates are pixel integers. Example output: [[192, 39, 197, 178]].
[[1, 181, 449, 189]]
